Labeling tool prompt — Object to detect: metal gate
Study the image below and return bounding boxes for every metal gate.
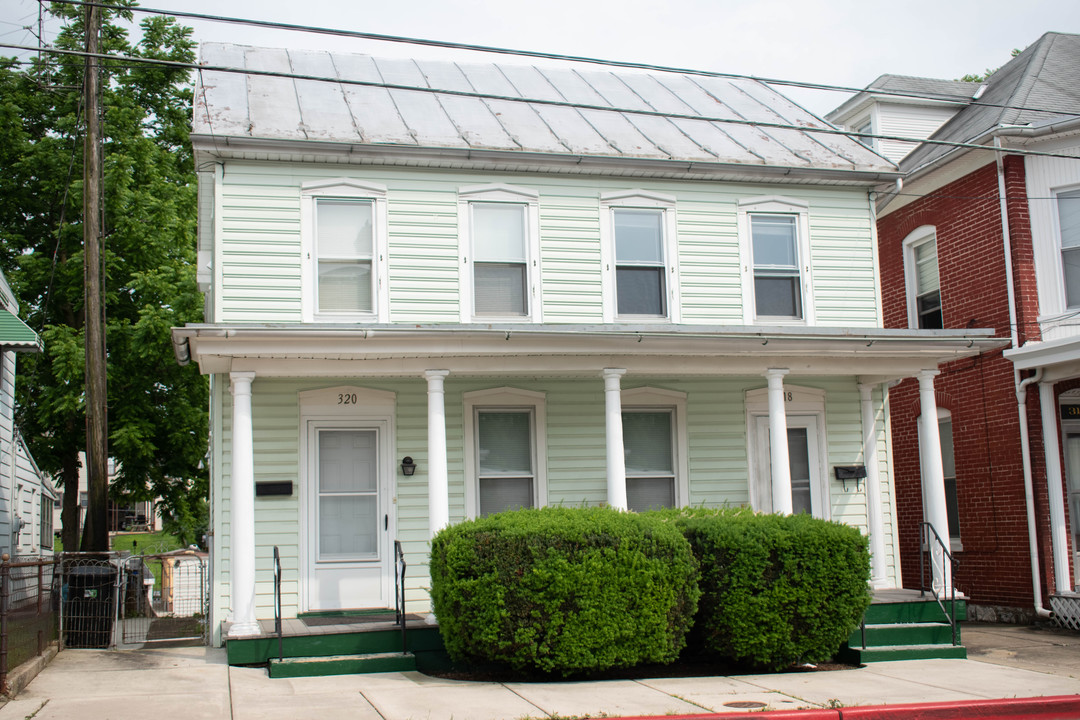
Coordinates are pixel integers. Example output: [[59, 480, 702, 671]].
[[119, 550, 208, 645]]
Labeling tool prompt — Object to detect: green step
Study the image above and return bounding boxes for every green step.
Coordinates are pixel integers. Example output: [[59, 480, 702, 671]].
[[847, 621, 958, 647], [838, 643, 967, 663], [862, 598, 966, 625], [269, 652, 415, 678], [226, 626, 444, 665]]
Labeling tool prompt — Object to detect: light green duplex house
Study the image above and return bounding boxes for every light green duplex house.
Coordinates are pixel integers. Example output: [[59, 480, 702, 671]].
[[172, 44, 1001, 646]]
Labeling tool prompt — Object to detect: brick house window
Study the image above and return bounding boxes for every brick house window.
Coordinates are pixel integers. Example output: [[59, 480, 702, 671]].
[[903, 226, 942, 329]]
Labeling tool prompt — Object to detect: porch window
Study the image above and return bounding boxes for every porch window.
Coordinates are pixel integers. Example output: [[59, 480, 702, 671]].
[[472, 202, 528, 316], [1058, 189, 1080, 308], [939, 415, 960, 541], [751, 214, 802, 319], [477, 410, 535, 516], [614, 208, 667, 317], [41, 494, 53, 549], [622, 410, 676, 511]]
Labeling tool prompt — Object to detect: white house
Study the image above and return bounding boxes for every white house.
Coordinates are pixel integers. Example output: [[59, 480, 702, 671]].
[[172, 44, 1005, 646], [0, 270, 55, 557]]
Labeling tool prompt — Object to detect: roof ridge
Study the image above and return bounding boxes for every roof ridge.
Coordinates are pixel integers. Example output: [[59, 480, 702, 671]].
[[999, 33, 1057, 125]]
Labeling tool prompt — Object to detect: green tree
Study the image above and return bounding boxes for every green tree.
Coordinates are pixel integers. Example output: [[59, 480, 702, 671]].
[[958, 48, 1022, 83], [0, 2, 207, 551]]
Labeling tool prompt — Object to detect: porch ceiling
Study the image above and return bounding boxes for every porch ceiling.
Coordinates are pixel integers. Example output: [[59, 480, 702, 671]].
[[172, 323, 1007, 382]]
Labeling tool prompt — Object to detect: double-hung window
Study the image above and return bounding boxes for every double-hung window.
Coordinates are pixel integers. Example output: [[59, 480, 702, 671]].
[[620, 387, 688, 512], [459, 184, 540, 322], [739, 196, 812, 324], [472, 203, 528, 316], [463, 387, 547, 518], [751, 214, 802, 319], [301, 179, 389, 322], [601, 191, 680, 322], [1058, 188, 1080, 308], [903, 226, 942, 329]]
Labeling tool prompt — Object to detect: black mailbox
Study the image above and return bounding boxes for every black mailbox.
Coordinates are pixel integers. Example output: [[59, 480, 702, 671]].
[[833, 464, 867, 492], [255, 481, 293, 497]]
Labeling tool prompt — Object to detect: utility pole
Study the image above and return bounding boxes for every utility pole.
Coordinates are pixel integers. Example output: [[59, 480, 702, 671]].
[[81, 3, 108, 552]]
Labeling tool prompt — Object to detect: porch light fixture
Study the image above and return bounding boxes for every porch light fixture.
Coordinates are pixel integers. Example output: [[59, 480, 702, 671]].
[[401, 456, 417, 476]]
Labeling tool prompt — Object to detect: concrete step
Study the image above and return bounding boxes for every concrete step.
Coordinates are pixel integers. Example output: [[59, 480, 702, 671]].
[[268, 651, 416, 678], [839, 642, 967, 664], [848, 621, 958, 647]]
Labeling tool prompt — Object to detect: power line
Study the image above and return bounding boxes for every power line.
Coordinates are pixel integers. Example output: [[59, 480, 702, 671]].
[[4, 41, 1080, 166], [41, 0, 1080, 123]]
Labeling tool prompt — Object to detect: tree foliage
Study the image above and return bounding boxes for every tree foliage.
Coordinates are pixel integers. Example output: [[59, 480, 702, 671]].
[[0, 2, 207, 550], [958, 48, 1022, 83]]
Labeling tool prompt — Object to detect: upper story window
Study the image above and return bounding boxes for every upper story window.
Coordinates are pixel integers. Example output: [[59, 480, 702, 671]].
[[459, 185, 541, 322], [463, 387, 547, 518], [855, 119, 873, 149], [600, 191, 680, 322], [1057, 188, 1080, 308], [902, 226, 942, 329], [739, 196, 812, 324], [301, 179, 389, 323]]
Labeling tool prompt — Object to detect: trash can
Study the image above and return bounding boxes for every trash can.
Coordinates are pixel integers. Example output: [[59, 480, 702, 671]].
[[63, 564, 117, 648]]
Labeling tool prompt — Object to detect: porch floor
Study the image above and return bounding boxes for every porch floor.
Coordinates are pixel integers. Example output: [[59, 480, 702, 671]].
[[254, 613, 431, 638], [871, 588, 964, 603]]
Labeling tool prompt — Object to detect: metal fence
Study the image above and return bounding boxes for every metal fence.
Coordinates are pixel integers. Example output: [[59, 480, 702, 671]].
[[119, 551, 208, 645], [59, 553, 120, 650], [0, 555, 58, 693]]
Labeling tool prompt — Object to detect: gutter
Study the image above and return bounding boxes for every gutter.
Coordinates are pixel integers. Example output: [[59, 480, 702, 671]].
[[996, 136, 1052, 619]]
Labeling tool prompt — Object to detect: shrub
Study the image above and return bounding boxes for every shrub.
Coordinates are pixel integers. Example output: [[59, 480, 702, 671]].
[[429, 506, 701, 676], [667, 507, 871, 670]]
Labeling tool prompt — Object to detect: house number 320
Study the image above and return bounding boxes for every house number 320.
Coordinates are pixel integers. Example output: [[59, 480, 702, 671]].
[[338, 393, 358, 405]]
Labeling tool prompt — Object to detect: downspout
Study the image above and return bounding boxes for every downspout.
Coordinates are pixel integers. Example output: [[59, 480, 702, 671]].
[[996, 135, 1053, 618]]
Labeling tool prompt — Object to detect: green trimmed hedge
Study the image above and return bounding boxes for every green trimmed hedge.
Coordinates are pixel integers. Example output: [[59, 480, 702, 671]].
[[669, 507, 872, 670], [429, 506, 701, 675]]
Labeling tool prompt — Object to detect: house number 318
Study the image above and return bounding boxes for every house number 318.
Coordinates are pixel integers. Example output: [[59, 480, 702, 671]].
[[338, 393, 358, 405]]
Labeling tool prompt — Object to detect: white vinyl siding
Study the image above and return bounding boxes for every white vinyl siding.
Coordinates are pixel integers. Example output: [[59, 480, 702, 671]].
[[214, 164, 879, 327], [209, 373, 899, 643], [1024, 153, 1080, 343], [875, 103, 962, 163]]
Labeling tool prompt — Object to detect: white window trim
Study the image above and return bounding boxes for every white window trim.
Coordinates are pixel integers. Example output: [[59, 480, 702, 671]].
[[918, 406, 962, 552], [458, 184, 542, 323], [463, 387, 547, 519], [738, 196, 813, 325], [300, 178, 390, 323], [853, 113, 874, 150], [902, 225, 938, 329], [599, 190, 681, 323], [744, 385, 829, 519], [621, 386, 689, 508]]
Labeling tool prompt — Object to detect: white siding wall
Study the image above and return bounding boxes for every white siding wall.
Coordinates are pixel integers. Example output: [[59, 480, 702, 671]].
[[210, 373, 898, 634], [0, 350, 14, 553], [214, 164, 880, 327], [1026, 145, 1080, 342], [876, 104, 961, 164]]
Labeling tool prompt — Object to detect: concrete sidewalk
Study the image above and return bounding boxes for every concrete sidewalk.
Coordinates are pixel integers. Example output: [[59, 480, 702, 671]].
[[2, 624, 1079, 720]]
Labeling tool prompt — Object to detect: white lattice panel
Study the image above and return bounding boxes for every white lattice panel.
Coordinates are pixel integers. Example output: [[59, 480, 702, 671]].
[[1050, 595, 1080, 631]]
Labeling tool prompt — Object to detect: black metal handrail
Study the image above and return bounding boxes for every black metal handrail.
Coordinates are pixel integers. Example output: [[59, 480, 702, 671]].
[[394, 540, 406, 653], [918, 522, 959, 646], [272, 546, 283, 662]]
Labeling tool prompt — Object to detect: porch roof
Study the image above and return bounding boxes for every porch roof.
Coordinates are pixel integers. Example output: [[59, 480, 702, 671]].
[[172, 323, 1006, 383]]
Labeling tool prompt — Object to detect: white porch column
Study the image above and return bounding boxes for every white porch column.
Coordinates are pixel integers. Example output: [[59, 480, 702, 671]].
[[858, 382, 889, 589], [1038, 381, 1073, 593], [602, 368, 628, 511], [765, 369, 792, 515], [917, 370, 952, 595], [426, 370, 451, 539], [228, 371, 260, 637]]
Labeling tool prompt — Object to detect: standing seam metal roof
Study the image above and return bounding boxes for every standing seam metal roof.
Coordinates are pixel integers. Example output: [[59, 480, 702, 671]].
[[193, 43, 895, 175]]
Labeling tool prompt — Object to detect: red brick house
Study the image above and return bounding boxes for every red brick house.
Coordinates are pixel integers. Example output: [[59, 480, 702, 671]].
[[830, 32, 1080, 626]]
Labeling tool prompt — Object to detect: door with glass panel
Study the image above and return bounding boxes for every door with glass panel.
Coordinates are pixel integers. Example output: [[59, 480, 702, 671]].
[[754, 415, 824, 517], [1064, 432, 1080, 591], [306, 425, 390, 610]]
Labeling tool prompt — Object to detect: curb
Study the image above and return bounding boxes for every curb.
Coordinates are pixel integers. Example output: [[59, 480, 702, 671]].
[[604, 695, 1080, 720]]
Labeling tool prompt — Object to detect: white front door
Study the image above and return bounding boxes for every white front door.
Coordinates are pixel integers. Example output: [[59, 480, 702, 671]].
[[754, 415, 826, 517], [305, 422, 392, 610]]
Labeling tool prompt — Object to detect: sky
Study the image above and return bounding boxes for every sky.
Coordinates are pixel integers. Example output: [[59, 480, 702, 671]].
[[2, 0, 1080, 117]]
